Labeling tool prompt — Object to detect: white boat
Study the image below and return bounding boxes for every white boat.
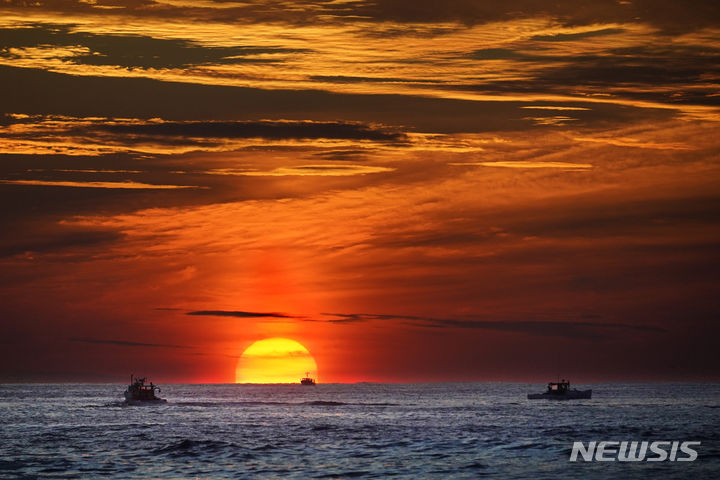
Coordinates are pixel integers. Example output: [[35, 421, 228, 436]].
[[527, 380, 591, 400]]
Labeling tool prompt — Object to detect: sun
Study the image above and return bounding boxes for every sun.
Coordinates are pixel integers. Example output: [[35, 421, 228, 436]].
[[235, 337, 318, 383]]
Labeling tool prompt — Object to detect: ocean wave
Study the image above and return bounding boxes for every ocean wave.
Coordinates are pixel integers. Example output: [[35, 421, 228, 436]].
[[152, 438, 256, 461], [153, 438, 228, 454], [315, 470, 371, 478], [302, 400, 346, 406], [174, 401, 286, 407], [0, 459, 24, 471], [171, 400, 401, 407], [462, 461, 488, 470]]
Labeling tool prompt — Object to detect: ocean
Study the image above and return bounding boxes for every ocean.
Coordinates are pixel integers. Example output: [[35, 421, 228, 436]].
[[1, 383, 718, 479]]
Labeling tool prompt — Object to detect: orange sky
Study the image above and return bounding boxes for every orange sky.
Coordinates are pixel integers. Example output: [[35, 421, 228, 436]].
[[1, 0, 719, 383]]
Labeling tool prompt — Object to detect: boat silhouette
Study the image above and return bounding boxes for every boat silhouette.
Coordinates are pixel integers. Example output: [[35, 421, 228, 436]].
[[300, 372, 316, 385], [124, 374, 167, 404], [527, 379, 591, 400]]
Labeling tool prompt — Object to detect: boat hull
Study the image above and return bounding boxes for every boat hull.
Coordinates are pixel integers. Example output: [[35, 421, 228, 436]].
[[124, 389, 166, 404], [124, 398, 167, 406], [527, 389, 592, 400]]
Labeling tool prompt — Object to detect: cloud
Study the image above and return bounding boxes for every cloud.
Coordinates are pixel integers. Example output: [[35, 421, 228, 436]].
[[461, 43, 720, 110], [0, 114, 410, 156], [0, 226, 122, 258], [572, 136, 692, 150], [420, 318, 666, 340], [186, 310, 292, 318], [361, 230, 495, 249], [319, 313, 666, 339], [4, 0, 720, 33], [503, 193, 720, 240], [26, 168, 144, 174], [320, 313, 419, 323], [466, 48, 530, 61], [206, 165, 395, 177], [522, 116, 579, 126], [0, 65, 676, 137], [309, 75, 443, 84], [538, 61, 720, 92], [530, 28, 626, 42], [451, 161, 593, 169], [0, 179, 202, 189], [311, 149, 374, 161], [68, 337, 189, 348], [521, 106, 591, 111], [93, 120, 407, 142], [0, 23, 307, 69]]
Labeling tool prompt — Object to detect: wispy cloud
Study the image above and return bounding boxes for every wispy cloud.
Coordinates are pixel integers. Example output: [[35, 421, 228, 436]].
[[0, 23, 307, 70], [320, 313, 420, 323], [68, 337, 189, 349], [572, 136, 692, 150], [0, 115, 409, 156], [521, 106, 591, 111], [451, 161, 592, 170], [207, 165, 395, 177], [3, 1, 719, 33], [186, 310, 292, 318], [523, 116, 579, 127], [420, 318, 667, 340], [319, 313, 666, 340], [92, 120, 407, 142], [0, 180, 202, 189], [0, 227, 121, 258], [530, 28, 626, 42], [25, 168, 144, 174]]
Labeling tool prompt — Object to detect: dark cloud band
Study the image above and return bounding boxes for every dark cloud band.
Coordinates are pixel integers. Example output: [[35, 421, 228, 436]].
[[320, 313, 666, 340], [186, 310, 291, 318], [68, 337, 189, 348], [91, 120, 407, 142], [4, 1, 719, 32]]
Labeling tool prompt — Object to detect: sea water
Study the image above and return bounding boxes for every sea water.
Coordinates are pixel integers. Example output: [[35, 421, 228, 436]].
[[0, 383, 718, 479]]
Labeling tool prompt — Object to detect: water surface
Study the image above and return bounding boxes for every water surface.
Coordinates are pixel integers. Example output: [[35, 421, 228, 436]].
[[1, 383, 718, 479]]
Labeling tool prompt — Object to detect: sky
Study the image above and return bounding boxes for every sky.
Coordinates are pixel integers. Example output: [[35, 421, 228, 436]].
[[1, 0, 719, 383]]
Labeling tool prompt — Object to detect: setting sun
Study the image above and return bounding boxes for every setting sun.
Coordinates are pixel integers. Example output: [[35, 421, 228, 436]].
[[235, 338, 318, 384]]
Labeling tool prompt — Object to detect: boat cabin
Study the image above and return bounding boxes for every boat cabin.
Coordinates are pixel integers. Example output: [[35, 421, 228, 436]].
[[546, 379, 571, 394], [300, 372, 316, 385], [126, 375, 162, 401]]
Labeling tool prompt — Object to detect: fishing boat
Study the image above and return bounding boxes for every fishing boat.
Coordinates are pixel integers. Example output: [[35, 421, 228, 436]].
[[300, 372, 316, 385], [124, 375, 167, 404], [527, 379, 591, 400]]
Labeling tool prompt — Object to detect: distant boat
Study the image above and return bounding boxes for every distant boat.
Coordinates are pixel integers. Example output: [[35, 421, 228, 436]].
[[300, 372, 316, 386], [527, 380, 591, 400], [124, 375, 167, 404]]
